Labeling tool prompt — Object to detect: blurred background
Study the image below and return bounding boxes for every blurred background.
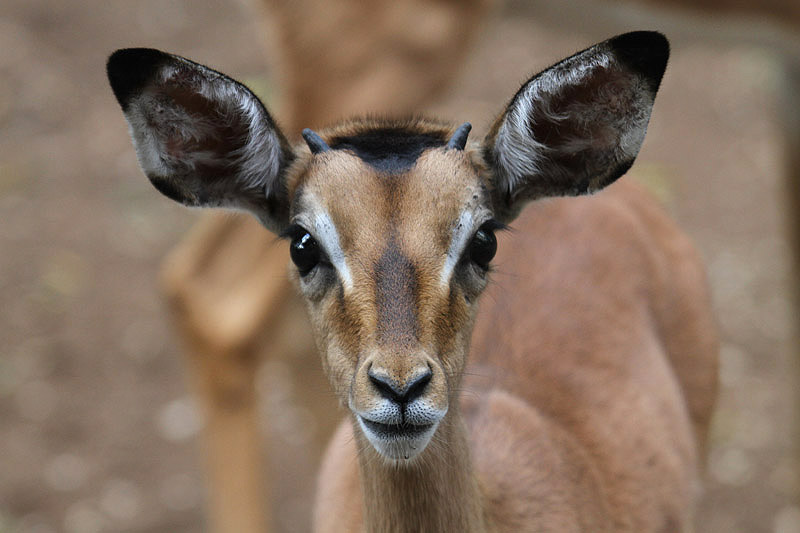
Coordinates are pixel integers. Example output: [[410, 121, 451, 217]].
[[0, 0, 798, 531]]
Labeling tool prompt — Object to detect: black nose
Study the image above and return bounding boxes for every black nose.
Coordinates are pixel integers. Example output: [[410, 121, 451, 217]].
[[368, 366, 432, 405]]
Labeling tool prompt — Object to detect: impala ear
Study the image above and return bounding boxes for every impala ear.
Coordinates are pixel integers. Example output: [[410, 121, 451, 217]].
[[483, 31, 669, 222], [107, 48, 295, 234]]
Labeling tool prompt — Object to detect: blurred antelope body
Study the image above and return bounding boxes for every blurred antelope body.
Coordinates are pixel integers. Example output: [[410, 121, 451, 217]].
[[108, 31, 717, 532]]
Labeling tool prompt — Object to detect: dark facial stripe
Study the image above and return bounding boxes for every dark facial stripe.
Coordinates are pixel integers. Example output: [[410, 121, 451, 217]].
[[329, 129, 446, 173], [374, 239, 419, 346]]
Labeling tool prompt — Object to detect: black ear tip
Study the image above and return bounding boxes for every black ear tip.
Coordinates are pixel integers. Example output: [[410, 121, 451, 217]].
[[106, 48, 170, 110], [608, 31, 670, 92]]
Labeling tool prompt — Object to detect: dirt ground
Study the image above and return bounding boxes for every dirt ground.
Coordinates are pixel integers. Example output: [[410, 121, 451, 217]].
[[0, 0, 798, 532]]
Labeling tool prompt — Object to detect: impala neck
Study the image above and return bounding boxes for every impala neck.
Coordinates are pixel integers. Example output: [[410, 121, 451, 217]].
[[355, 408, 486, 533]]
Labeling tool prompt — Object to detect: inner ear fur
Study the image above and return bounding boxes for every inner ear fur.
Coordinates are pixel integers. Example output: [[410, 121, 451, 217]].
[[107, 48, 295, 234], [483, 31, 669, 223]]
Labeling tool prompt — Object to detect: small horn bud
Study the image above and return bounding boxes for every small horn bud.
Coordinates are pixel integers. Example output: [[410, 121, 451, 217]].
[[302, 128, 331, 154], [447, 122, 472, 151]]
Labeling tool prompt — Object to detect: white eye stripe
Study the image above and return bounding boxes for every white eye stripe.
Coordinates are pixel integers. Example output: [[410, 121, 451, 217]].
[[439, 210, 475, 286], [298, 197, 488, 291], [296, 195, 353, 291]]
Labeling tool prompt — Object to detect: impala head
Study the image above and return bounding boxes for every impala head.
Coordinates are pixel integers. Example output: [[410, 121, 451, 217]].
[[108, 31, 669, 461]]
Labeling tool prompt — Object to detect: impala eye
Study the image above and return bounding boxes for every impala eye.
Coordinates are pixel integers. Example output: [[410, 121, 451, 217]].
[[289, 227, 321, 276], [468, 222, 498, 270]]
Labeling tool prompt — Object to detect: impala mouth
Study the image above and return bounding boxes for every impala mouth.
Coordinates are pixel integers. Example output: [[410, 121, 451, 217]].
[[357, 415, 440, 460], [360, 418, 434, 439]]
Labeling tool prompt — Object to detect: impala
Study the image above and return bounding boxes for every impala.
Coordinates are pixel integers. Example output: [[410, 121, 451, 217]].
[[108, 31, 717, 531]]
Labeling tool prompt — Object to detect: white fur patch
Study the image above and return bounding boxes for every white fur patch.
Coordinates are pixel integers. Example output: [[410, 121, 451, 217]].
[[354, 398, 447, 461], [493, 46, 654, 196], [439, 210, 474, 286], [123, 59, 283, 197], [295, 194, 354, 291], [198, 77, 283, 196], [439, 193, 494, 286]]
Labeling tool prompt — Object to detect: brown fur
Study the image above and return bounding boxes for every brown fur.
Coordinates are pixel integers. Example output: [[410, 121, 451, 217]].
[[278, 120, 720, 532]]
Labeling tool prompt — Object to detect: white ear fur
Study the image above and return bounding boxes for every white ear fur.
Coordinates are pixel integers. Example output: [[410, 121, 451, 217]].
[[107, 48, 294, 233], [130, 67, 283, 191], [484, 31, 669, 222]]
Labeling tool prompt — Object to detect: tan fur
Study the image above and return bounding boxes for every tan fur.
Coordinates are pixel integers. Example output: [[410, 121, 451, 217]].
[[278, 121, 720, 532]]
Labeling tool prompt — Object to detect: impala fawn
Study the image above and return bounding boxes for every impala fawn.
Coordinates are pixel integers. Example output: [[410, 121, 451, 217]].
[[108, 31, 717, 531]]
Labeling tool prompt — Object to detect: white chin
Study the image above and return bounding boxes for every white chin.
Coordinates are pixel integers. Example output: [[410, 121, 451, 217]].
[[357, 417, 439, 461]]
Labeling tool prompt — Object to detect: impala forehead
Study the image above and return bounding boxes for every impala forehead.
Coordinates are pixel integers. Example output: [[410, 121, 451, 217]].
[[294, 149, 491, 269]]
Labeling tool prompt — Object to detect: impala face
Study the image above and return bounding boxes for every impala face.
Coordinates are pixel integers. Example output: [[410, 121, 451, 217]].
[[285, 124, 499, 459], [107, 31, 669, 461]]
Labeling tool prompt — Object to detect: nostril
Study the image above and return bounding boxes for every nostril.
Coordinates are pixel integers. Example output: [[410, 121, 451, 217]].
[[404, 369, 432, 403], [368, 366, 433, 405], [368, 368, 403, 402]]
